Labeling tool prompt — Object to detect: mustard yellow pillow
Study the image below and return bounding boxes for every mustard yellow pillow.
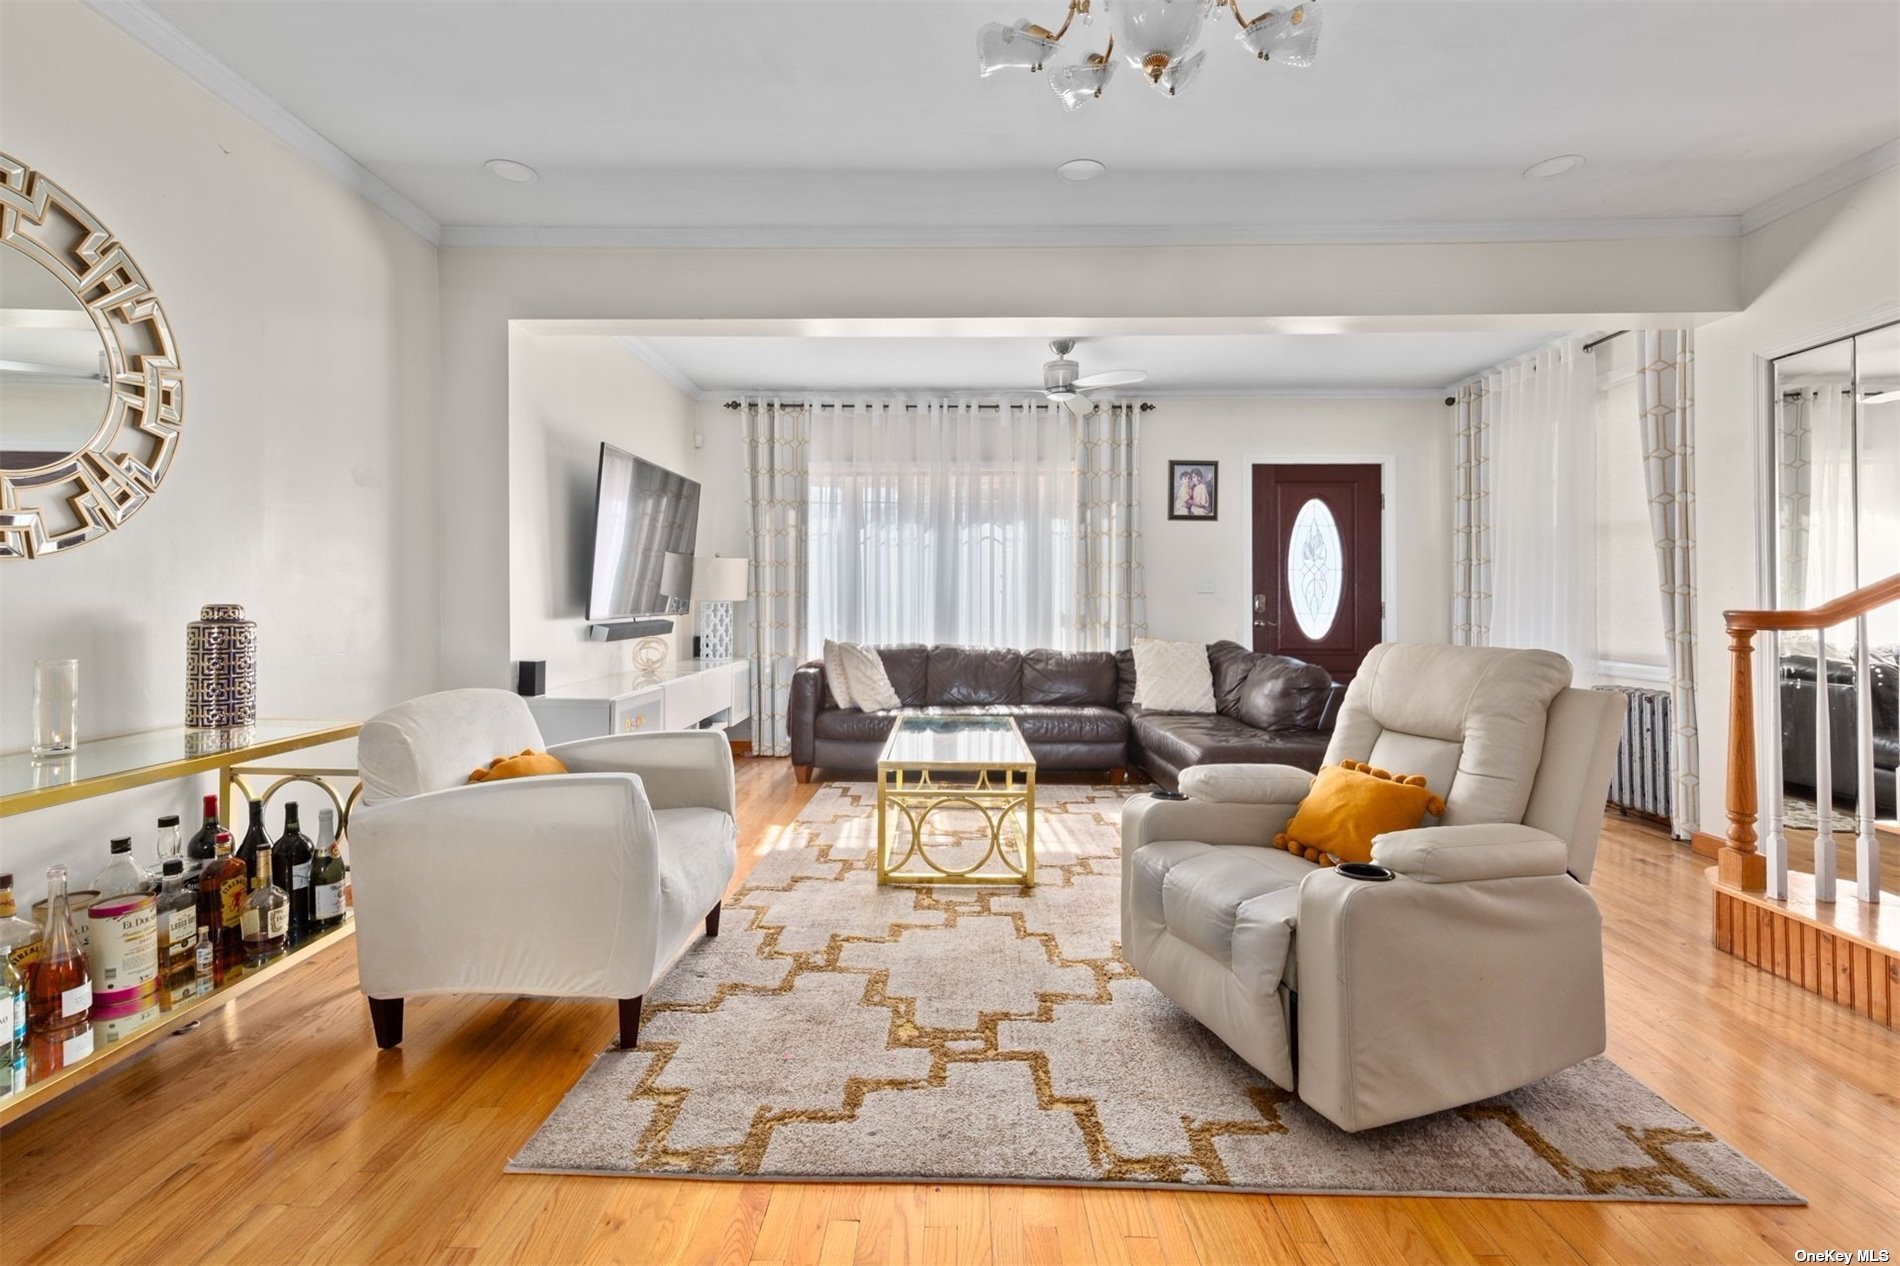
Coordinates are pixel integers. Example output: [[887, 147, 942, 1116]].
[[469, 749, 568, 783], [1274, 759, 1446, 864]]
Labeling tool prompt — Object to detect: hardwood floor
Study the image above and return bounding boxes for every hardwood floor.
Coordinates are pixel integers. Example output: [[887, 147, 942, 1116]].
[[4, 760, 1897, 1266]]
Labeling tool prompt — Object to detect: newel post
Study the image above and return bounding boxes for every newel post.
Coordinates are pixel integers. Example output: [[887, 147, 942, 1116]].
[[1721, 625, 1768, 890]]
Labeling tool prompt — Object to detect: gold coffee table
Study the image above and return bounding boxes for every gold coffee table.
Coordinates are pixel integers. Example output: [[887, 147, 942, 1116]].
[[875, 713, 1037, 887]]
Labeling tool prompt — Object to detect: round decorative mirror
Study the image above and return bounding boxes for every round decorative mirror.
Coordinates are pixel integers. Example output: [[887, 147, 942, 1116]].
[[0, 152, 182, 558]]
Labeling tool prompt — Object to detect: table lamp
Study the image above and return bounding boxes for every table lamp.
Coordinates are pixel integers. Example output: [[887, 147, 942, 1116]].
[[692, 556, 750, 660]]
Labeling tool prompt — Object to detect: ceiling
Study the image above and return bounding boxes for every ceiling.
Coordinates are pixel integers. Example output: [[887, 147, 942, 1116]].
[[618, 331, 1565, 395], [135, 0, 1900, 240]]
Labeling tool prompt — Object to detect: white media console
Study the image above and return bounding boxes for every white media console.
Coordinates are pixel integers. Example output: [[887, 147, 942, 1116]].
[[526, 658, 752, 745]]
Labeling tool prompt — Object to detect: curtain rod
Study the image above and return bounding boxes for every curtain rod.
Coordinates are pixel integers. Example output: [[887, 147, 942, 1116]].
[[1582, 330, 1628, 353], [721, 400, 1156, 412]]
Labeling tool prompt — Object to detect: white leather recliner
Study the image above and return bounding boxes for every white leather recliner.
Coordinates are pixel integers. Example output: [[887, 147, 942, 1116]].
[[1122, 643, 1626, 1132], [350, 688, 738, 1050]]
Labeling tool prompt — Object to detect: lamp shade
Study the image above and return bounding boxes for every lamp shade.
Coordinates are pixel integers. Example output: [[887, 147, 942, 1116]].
[[692, 555, 750, 603]]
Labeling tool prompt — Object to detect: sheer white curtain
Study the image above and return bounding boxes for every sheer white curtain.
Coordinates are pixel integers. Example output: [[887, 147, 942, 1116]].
[[1636, 329, 1701, 839], [1484, 336, 1598, 677], [806, 399, 1081, 652], [1451, 378, 1494, 646]]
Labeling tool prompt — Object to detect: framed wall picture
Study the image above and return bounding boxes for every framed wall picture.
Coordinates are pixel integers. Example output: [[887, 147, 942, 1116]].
[[1168, 461, 1219, 521]]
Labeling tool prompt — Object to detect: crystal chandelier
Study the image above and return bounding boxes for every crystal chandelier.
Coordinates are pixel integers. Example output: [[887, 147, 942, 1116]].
[[978, 0, 1323, 110]]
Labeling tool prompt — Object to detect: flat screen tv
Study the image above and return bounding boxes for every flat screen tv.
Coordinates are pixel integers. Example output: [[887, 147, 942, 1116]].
[[587, 444, 701, 622]]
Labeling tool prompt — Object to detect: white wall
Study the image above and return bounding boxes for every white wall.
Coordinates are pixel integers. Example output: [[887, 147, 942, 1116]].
[[1693, 166, 1900, 840], [1139, 398, 1450, 646], [507, 333, 699, 687], [0, 4, 440, 902]]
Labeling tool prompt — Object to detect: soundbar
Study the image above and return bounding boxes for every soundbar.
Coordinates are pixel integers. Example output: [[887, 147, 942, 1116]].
[[587, 618, 675, 642]]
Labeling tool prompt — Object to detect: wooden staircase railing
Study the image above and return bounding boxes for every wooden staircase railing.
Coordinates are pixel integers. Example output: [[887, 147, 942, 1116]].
[[1722, 571, 1900, 902]]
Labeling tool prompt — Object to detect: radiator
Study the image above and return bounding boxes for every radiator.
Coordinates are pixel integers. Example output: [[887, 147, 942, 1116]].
[[1594, 685, 1672, 819]]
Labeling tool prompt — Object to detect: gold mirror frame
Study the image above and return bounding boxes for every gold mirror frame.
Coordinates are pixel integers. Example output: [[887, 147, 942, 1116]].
[[0, 152, 182, 559]]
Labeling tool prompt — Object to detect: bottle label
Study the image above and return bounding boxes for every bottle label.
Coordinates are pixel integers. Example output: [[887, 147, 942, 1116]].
[[314, 882, 346, 920], [220, 876, 246, 927], [164, 907, 197, 946], [63, 1027, 93, 1062], [86, 900, 159, 992], [195, 939, 214, 976], [240, 905, 288, 940], [291, 862, 311, 891], [62, 979, 92, 1018], [7, 939, 42, 975]]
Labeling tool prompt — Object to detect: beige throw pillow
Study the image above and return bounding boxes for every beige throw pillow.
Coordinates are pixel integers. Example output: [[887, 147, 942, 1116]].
[[823, 640, 902, 711], [1131, 638, 1217, 713]]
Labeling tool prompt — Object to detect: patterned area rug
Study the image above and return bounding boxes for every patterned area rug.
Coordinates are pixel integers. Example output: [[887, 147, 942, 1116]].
[[512, 784, 1800, 1204]]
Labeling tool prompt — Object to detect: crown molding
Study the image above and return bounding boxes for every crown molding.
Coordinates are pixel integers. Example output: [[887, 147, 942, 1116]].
[[694, 385, 1449, 404], [441, 216, 1743, 251], [84, 0, 443, 245], [614, 337, 707, 399], [1739, 139, 1900, 236]]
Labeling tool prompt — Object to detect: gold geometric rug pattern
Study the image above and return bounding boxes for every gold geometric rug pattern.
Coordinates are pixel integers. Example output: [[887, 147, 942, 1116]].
[[511, 783, 1801, 1204]]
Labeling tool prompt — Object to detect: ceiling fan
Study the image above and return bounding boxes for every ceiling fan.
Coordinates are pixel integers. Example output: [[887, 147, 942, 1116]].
[[1037, 339, 1148, 401]]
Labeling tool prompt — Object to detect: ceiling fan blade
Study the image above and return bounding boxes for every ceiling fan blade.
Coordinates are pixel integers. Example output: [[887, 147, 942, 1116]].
[[1072, 369, 1148, 389]]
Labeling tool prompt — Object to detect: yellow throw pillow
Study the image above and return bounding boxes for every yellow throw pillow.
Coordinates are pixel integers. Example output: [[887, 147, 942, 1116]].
[[469, 749, 568, 783], [1274, 759, 1446, 864]]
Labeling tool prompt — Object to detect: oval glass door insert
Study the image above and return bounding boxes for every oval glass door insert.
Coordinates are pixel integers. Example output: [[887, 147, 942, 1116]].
[[1288, 498, 1344, 640]]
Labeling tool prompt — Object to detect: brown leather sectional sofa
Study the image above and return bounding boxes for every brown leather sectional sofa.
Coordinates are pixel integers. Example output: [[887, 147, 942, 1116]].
[[787, 640, 1341, 790]]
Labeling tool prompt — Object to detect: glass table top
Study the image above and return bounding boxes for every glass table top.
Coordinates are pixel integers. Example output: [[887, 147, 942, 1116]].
[[1, 719, 358, 811], [878, 712, 1034, 769]]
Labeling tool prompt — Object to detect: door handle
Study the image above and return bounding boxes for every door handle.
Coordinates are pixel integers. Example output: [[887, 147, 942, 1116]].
[[1253, 594, 1275, 627]]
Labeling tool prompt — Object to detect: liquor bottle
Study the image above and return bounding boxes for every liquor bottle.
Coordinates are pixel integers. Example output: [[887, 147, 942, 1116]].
[[155, 814, 185, 882], [197, 829, 248, 986], [154, 860, 201, 1008], [2, 954, 24, 1095], [91, 837, 153, 898], [0, 874, 43, 982], [310, 809, 346, 930], [240, 844, 289, 966], [26, 866, 93, 1075], [273, 801, 315, 941], [237, 799, 269, 883], [185, 793, 222, 877]]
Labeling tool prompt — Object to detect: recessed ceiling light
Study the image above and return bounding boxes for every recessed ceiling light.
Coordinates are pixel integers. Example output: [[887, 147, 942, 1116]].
[[1057, 158, 1106, 182], [484, 158, 539, 184], [1522, 154, 1586, 180]]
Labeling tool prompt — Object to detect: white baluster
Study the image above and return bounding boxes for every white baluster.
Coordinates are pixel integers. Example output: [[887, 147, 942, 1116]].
[[1855, 613, 1880, 904], [1813, 630, 1836, 903], [1763, 628, 1788, 900]]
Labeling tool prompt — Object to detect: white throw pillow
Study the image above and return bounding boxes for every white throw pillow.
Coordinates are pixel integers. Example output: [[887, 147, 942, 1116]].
[[823, 640, 902, 712], [1178, 764, 1316, 805], [1131, 637, 1216, 713]]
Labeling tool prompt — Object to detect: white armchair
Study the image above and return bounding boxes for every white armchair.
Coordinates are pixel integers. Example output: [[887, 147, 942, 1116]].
[[351, 688, 737, 1050], [1121, 643, 1625, 1132]]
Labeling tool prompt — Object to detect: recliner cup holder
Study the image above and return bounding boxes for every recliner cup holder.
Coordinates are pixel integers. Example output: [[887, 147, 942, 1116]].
[[1335, 862, 1396, 882]]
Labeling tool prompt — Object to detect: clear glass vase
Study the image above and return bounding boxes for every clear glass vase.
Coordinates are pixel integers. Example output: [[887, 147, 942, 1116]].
[[32, 659, 78, 757]]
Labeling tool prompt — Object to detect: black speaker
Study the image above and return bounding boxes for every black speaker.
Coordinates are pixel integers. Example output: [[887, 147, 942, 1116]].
[[515, 660, 546, 696]]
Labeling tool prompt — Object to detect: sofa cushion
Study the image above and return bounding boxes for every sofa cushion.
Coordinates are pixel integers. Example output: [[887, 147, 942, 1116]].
[[1132, 638, 1217, 713], [1133, 711, 1330, 772], [823, 640, 902, 711], [1022, 649, 1120, 706], [927, 646, 1024, 705], [876, 645, 932, 707], [813, 709, 901, 742], [1178, 763, 1315, 805], [1207, 641, 1262, 716], [1008, 704, 1128, 746], [1275, 759, 1447, 864], [1131, 840, 1309, 988], [1235, 656, 1334, 732]]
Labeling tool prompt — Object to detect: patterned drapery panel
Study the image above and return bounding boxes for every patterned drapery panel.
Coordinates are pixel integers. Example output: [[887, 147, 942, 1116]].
[[1637, 330, 1701, 839], [743, 400, 811, 757], [1451, 378, 1493, 645], [1074, 401, 1149, 651]]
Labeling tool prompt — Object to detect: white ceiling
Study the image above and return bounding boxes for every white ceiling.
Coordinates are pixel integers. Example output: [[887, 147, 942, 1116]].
[[618, 331, 1565, 395], [135, 0, 1900, 240]]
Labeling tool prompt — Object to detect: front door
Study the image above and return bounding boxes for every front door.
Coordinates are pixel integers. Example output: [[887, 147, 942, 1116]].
[[1251, 463, 1383, 681]]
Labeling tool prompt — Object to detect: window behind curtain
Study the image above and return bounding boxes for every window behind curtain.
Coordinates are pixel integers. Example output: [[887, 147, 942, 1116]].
[[805, 400, 1081, 654], [1593, 335, 1670, 684]]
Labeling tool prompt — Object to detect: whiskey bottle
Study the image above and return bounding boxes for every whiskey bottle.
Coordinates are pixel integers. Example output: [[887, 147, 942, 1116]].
[[310, 809, 346, 930], [91, 837, 153, 898], [0, 874, 43, 982], [155, 860, 201, 1008], [273, 801, 315, 941], [240, 844, 289, 966], [185, 793, 222, 879], [26, 866, 93, 1066], [237, 799, 269, 883], [197, 829, 248, 986]]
